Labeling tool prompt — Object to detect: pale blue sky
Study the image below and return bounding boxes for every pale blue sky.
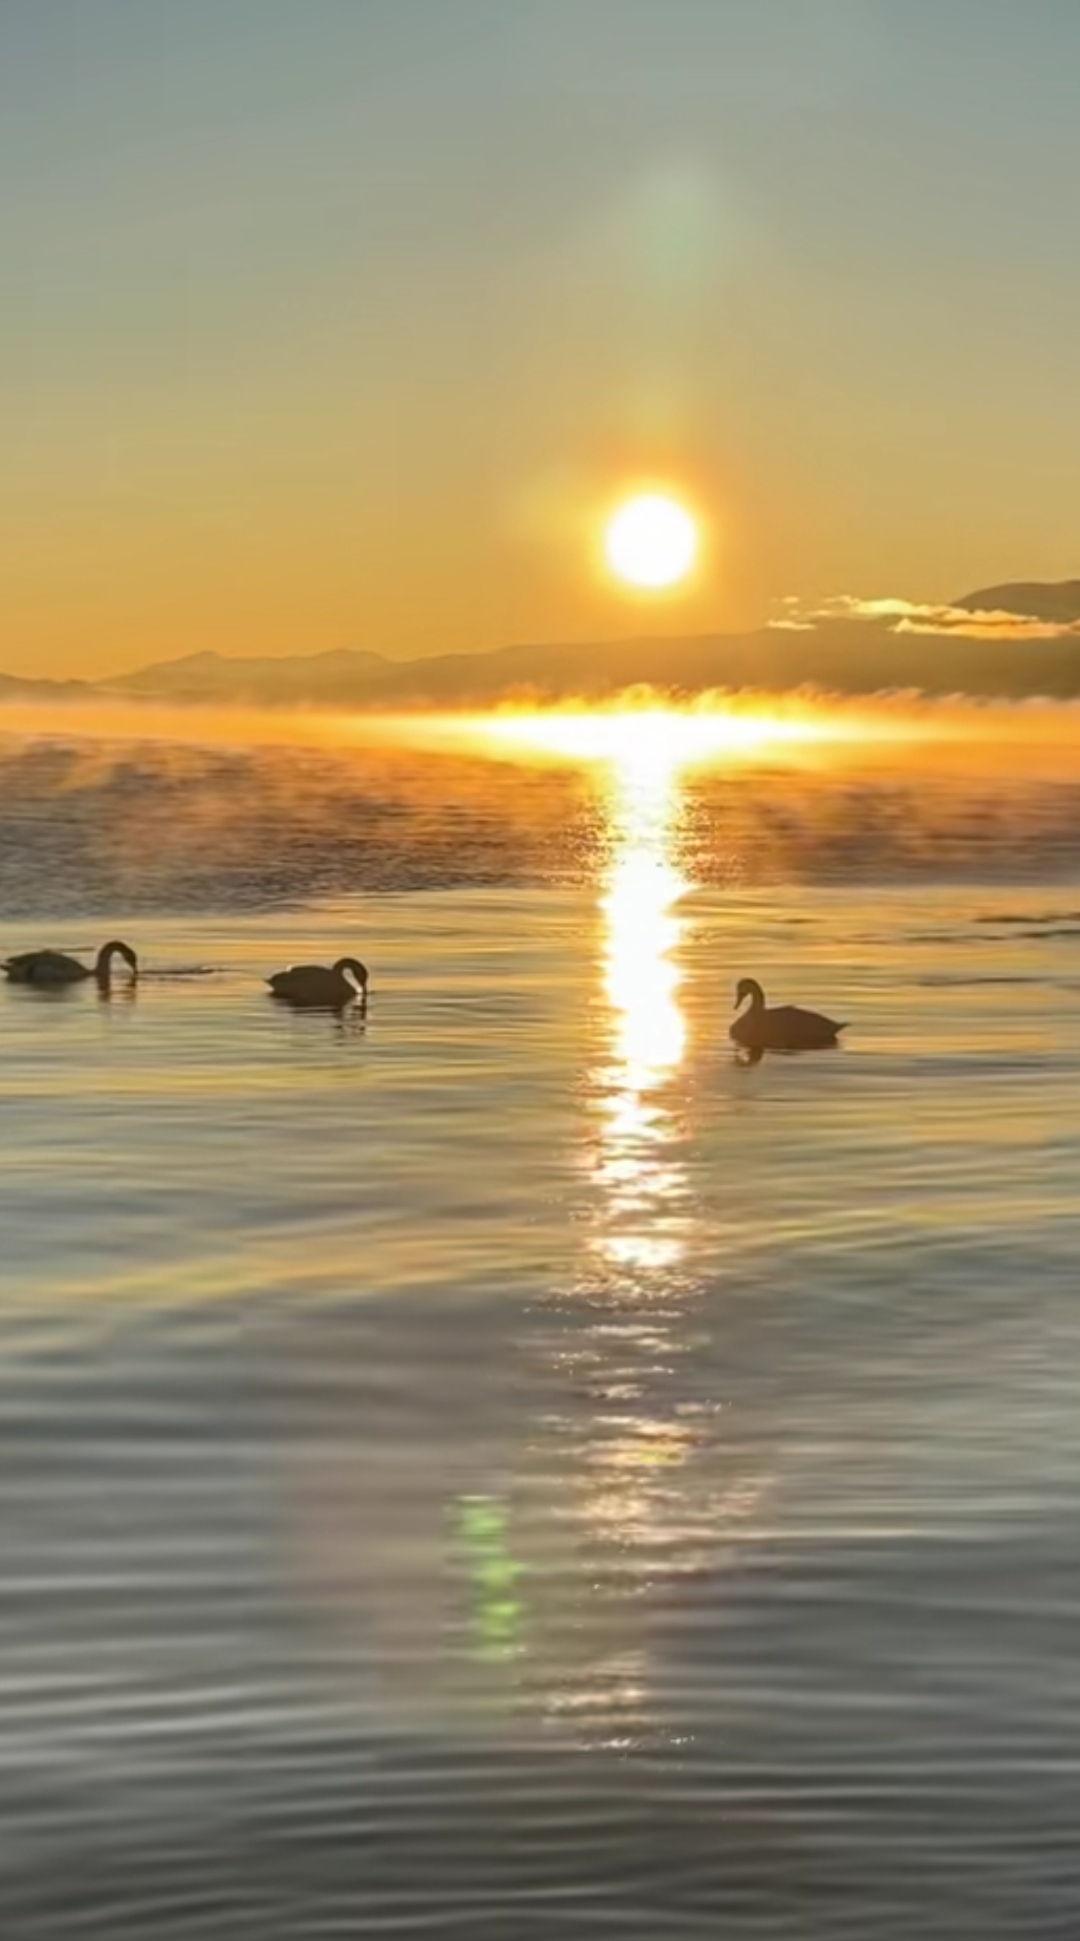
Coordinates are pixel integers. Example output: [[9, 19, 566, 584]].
[[2, 0, 1078, 673]]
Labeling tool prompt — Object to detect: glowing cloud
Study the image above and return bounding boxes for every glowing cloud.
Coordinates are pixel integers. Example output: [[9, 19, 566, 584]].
[[772, 593, 1080, 641]]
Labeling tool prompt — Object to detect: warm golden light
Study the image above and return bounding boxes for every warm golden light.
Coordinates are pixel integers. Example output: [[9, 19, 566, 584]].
[[592, 738, 690, 1276], [522, 734, 697, 1736], [505, 722, 767, 1740], [469, 705, 811, 767], [604, 494, 698, 590]]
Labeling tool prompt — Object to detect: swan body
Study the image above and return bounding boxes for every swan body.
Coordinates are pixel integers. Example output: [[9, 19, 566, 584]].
[[730, 976, 845, 1053], [3, 940, 139, 988], [267, 957, 369, 1009]]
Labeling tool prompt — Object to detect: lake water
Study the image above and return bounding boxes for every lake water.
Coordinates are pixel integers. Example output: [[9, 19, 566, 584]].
[[2, 716, 1080, 1937]]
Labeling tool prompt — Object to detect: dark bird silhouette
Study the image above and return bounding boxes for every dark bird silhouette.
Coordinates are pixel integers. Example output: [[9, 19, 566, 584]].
[[730, 976, 845, 1053], [267, 957, 369, 1009], [3, 940, 139, 988]]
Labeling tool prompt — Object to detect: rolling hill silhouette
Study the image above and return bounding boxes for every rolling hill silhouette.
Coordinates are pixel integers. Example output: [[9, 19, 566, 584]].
[[956, 580, 1080, 624], [2, 581, 1079, 707]]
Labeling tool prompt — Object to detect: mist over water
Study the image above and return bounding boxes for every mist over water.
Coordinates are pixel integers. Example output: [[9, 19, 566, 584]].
[[2, 701, 1080, 1937], [2, 695, 1080, 915]]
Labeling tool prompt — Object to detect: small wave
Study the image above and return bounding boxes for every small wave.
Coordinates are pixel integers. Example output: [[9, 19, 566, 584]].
[[915, 973, 1047, 987], [139, 965, 223, 979], [975, 911, 1080, 925], [901, 930, 974, 943]]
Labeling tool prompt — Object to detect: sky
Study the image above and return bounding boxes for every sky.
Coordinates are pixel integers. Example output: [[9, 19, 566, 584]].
[[3, 0, 1080, 679]]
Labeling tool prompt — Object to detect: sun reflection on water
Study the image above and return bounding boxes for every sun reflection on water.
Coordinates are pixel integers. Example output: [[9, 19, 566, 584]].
[[279, 713, 771, 1744], [425, 716, 772, 1744], [509, 732, 716, 1745], [593, 739, 690, 1273]]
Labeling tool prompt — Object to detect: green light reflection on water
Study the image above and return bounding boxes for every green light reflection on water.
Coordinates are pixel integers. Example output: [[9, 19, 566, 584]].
[[454, 1494, 525, 1662]]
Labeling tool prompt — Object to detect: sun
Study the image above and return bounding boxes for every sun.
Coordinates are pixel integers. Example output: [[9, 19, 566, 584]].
[[604, 493, 698, 591]]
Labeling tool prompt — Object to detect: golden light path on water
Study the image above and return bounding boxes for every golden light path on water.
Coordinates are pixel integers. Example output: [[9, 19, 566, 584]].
[[468, 704, 837, 1259], [441, 711, 803, 1716], [459, 707, 740, 1272], [476, 714, 715, 1728], [595, 734, 689, 1273]]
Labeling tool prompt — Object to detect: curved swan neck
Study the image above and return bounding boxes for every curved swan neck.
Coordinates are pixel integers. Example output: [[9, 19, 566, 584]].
[[333, 957, 369, 992], [742, 979, 765, 1012], [95, 940, 137, 980]]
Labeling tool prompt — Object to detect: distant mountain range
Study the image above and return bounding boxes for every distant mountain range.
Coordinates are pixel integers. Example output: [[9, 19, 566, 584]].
[[4, 580, 1080, 708]]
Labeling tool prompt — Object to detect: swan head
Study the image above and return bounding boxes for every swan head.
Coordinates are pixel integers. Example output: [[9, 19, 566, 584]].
[[333, 957, 369, 996], [734, 976, 764, 1011]]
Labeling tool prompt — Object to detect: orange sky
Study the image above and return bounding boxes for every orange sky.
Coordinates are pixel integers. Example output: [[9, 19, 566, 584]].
[[4, 1, 1080, 680]]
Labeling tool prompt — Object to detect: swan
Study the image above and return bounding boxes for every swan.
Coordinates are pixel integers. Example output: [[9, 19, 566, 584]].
[[267, 957, 369, 1009], [730, 976, 845, 1053], [3, 940, 139, 988]]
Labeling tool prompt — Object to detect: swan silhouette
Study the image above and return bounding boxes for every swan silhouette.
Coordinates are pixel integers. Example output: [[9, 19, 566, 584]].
[[267, 958, 369, 1009], [730, 976, 845, 1053], [3, 940, 139, 988]]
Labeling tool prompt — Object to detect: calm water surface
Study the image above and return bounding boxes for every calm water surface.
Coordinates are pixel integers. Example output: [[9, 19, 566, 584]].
[[2, 733, 1080, 1937]]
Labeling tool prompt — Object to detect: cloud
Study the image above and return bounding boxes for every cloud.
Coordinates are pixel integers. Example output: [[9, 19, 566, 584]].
[[771, 594, 1080, 640]]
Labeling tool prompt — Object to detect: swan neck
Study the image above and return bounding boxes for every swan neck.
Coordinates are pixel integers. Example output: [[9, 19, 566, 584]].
[[334, 958, 368, 991], [96, 940, 136, 981]]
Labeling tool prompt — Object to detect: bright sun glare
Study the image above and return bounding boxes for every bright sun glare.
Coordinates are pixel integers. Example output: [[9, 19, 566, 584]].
[[605, 494, 698, 591], [472, 706, 821, 767]]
